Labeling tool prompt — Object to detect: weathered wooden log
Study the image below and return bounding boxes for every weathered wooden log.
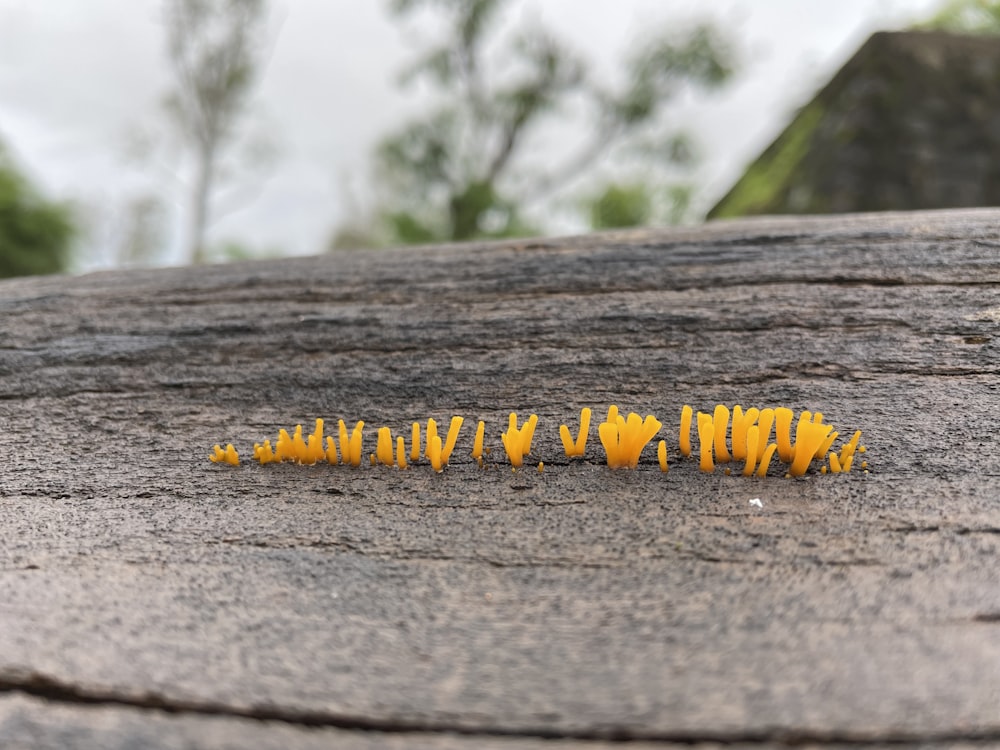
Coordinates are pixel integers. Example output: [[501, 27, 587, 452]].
[[1, 209, 999, 748]]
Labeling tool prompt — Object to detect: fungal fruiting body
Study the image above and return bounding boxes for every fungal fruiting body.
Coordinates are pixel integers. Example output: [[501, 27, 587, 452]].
[[830, 430, 863, 473], [425, 419, 438, 460], [501, 413, 538, 468], [471, 420, 485, 460], [774, 408, 795, 463], [696, 412, 715, 473], [348, 421, 365, 467], [598, 406, 662, 469], [428, 433, 444, 472], [559, 407, 591, 458], [410, 422, 421, 463], [730, 406, 759, 462], [788, 419, 833, 477], [679, 405, 693, 457], [712, 405, 731, 463], [742, 425, 760, 477], [376, 427, 394, 467], [440, 416, 464, 464], [214, 406, 864, 479], [396, 436, 407, 469], [210, 443, 239, 465]]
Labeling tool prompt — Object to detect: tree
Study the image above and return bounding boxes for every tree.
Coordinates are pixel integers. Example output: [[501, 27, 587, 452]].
[[913, 0, 1000, 32], [162, 0, 269, 264], [349, 0, 734, 246], [0, 144, 75, 279]]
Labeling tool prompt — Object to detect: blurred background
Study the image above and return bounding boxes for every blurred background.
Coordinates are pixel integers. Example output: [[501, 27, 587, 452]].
[[2, 0, 995, 277]]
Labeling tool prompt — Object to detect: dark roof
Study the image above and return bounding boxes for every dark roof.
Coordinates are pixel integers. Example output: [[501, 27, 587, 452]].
[[708, 31, 1000, 219]]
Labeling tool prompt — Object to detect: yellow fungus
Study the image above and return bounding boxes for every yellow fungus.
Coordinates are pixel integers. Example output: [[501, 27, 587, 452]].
[[411, 422, 421, 463], [756, 408, 775, 460], [472, 420, 485, 460], [724, 468, 731, 476], [730, 406, 759, 462], [369, 453, 376, 466], [521, 414, 539, 456], [307, 419, 326, 464], [440, 416, 464, 464], [338, 420, 350, 466], [696, 412, 715, 473], [558, 425, 573, 454], [598, 408, 662, 469], [679, 404, 693, 457], [376, 426, 394, 467], [829, 452, 843, 473], [396, 436, 407, 469], [742, 425, 759, 477], [816, 430, 839, 460], [209, 443, 239, 466], [756, 443, 778, 477], [713, 405, 731, 463], [218, 405, 864, 481], [348, 421, 365, 467], [254, 440, 275, 465], [839, 430, 863, 470], [538, 461, 544, 473], [501, 431, 522, 468], [292, 424, 308, 463], [774, 407, 795, 463], [428, 434, 443, 472], [559, 407, 591, 457], [501, 413, 528, 468], [275, 428, 293, 462], [425, 419, 438, 459], [789, 421, 832, 477]]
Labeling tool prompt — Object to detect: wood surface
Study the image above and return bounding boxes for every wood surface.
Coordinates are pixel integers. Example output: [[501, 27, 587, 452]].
[[1, 208, 999, 748]]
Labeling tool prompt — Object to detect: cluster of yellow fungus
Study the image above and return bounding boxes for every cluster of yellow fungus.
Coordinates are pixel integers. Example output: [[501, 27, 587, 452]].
[[230, 416, 469, 473], [680, 404, 864, 477], [251, 418, 364, 467], [597, 406, 662, 469], [210, 404, 866, 477], [209, 443, 240, 466], [500, 413, 538, 468]]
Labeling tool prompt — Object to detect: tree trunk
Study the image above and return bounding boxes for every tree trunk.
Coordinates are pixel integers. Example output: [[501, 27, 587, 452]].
[[186, 139, 215, 265]]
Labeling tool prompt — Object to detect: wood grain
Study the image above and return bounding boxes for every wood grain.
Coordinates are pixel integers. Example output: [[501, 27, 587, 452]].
[[1, 209, 999, 748]]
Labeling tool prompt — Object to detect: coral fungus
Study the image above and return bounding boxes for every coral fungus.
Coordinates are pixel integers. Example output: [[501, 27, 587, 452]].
[[559, 407, 591, 458], [211, 403, 865, 480], [209, 443, 239, 466], [598, 406, 662, 469], [501, 412, 538, 468]]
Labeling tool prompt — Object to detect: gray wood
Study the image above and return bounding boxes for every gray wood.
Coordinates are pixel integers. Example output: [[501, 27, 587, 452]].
[[1, 208, 999, 748]]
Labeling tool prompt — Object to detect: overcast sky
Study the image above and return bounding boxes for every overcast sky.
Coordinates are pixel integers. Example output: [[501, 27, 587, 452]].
[[0, 0, 942, 268]]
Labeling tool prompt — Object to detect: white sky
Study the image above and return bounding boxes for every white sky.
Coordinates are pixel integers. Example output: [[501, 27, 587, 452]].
[[0, 0, 941, 268]]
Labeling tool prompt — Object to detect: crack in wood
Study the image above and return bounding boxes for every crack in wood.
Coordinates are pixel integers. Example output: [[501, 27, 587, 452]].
[[1, 668, 999, 746]]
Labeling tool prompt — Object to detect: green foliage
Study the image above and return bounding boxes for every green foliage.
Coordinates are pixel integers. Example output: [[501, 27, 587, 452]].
[[0, 147, 74, 279], [589, 184, 651, 229], [357, 0, 735, 245], [587, 181, 695, 229], [913, 0, 1000, 33]]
